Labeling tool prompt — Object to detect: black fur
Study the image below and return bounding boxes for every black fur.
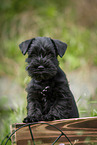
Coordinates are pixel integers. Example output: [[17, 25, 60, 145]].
[[19, 37, 79, 123]]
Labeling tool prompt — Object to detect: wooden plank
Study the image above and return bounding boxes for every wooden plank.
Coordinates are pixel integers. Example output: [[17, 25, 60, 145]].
[[11, 117, 97, 145]]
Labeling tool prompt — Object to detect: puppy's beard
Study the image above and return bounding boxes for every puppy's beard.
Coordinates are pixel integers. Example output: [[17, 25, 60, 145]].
[[27, 66, 57, 80], [26, 57, 59, 80]]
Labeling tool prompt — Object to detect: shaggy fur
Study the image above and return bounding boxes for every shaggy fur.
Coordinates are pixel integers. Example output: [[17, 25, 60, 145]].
[[19, 37, 79, 123]]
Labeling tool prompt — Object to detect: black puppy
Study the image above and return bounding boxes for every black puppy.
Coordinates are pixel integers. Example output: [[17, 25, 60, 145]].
[[19, 37, 79, 123]]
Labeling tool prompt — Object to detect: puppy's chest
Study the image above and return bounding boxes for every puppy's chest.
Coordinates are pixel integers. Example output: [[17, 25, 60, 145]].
[[33, 80, 55, 100], [39, 85, 54, 113], [32, 80, 57, 113]]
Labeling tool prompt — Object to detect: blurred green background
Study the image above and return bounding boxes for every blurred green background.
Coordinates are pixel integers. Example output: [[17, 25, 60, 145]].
[[0, 0, 97, 143]]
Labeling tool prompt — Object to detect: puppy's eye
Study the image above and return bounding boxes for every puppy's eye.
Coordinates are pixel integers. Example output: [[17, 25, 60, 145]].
[[47, 51, 54, 56], [30, 53, 37, 57]]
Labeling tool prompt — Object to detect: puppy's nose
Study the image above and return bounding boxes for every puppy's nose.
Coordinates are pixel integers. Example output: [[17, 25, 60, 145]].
[[38, 65, 44, 69]]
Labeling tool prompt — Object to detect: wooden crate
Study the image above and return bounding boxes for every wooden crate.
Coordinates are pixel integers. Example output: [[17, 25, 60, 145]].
[[10, 117, 97, 145]]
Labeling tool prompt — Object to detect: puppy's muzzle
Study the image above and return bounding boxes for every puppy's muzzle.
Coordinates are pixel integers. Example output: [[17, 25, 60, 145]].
[[38, 65, 44, 70]]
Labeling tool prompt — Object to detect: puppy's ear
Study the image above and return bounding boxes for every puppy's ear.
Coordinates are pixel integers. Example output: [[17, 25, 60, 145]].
[[51, 39, 67, 57], [19, 38, 35, 55]]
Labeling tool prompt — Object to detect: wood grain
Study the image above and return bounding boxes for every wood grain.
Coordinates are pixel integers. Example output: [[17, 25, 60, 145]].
[[11, 117, 97, 145]]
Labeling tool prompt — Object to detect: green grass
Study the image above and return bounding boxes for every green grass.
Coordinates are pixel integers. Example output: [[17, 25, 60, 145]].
[[0, 104, 26, 144]]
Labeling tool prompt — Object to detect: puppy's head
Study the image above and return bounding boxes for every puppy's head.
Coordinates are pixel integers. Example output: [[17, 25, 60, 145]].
[[19, 37, 67, 80]]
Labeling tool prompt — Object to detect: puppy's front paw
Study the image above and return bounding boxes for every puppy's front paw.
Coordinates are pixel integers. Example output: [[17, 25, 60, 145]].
[[23, 115, 43, 123], [23, 116, 37, 123], [44, 114, 54, 121], [23, 116, 30, 123], [44, 113, 60, 121]]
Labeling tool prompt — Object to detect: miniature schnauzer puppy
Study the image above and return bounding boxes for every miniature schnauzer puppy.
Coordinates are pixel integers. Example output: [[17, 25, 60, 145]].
[[19, 37, 79, 123]]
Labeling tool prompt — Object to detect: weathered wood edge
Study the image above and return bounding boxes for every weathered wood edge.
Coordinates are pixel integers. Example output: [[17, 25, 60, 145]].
[[10, 116, 97, 145], [13, 116, 97, 125]]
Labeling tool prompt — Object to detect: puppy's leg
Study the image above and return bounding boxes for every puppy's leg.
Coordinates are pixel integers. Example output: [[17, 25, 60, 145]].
[[44, 91, 79, 121], [44, 95, 72, 121], [23, 94, 42, 123]]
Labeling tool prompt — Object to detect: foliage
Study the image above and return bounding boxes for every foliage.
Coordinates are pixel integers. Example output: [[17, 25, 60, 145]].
[[0, 103, 26, 144], [1, 1, 97, 73]]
